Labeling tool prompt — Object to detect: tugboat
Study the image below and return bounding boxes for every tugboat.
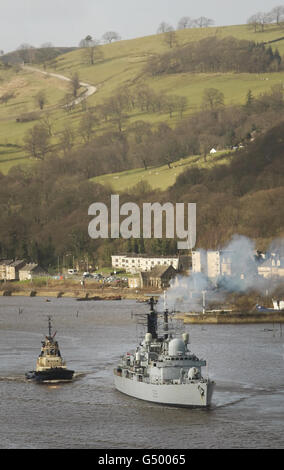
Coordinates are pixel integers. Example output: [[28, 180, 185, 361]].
[[25, 317, 74, 383], [114, 297, 215, 407]]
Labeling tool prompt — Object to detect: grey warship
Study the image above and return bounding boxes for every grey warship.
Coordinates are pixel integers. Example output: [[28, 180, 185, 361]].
[[114, 298, 215, 407], [25, 317, 74, 383]]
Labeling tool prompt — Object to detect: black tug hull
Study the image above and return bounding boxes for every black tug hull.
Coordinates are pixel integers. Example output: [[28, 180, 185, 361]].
[[25, 368, 74, 383]]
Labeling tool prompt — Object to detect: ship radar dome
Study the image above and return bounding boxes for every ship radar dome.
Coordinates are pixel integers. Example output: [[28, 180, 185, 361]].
[[168, 338, 186, 356]]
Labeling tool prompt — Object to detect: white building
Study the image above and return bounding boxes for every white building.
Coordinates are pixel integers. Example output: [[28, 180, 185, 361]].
[[192, 250, 233, 279], [258, 255, 284, 279], [192, 251, 207, 275], [111, 254, 181, 274]]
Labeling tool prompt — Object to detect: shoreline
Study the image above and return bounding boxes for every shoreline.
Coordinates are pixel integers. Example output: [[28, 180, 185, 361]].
[[176, 312, 284, 324], [1, 286, 284, 324], [0, 286, 154, 301]]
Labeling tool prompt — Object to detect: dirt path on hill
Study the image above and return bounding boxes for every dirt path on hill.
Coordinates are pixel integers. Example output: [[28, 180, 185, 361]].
[[22, 65, 97, 107]]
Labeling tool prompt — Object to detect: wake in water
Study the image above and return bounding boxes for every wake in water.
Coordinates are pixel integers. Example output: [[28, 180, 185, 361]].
[[212, 382, 284, 409], [0, 375, 26, 383]]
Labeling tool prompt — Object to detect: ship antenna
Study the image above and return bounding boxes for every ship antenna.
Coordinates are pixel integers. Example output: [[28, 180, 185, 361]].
[[48, 316, 52, 337], [163, 290, 169, 339], [163, 290, 167, 311]]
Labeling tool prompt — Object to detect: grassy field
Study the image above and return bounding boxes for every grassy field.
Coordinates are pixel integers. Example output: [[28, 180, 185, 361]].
[[0, 66, 71, 172], [1, 23, 284, 174], [91, 150, 232, 192]]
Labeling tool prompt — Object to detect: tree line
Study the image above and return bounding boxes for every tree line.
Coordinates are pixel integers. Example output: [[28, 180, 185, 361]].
[[247, 5, 284, 32], [21, 83, 284, 179], [157, 16, 214, 34], [146, 36, 282, 75], [0, 117, 283, 268]]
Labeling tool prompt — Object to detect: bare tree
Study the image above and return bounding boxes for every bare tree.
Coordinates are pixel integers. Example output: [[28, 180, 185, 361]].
[[157, 22, 174, 33], [78, 111, 98, 143], [247, 14, 260, 32], [70, 72, 81, 98], [257, 11, 273, 31], [193, 17, 214, 28], [79, 35, 94, 47], [164, 30, 178, 48], [85, 43, 103, 65], [269, 5, 284, 24], [247, 12, 272, 32], [23, 125, 51, 160], [40, 112, 53, 137], [105, 93, 129, 132], [202, 88, 224, 110], [102, 31, 121, 43], [176, 96, 188, 118], [163, 95, 177, 118], [17, 43, 35, 63], [199, 133, 216, 162], [59, 127, 75, 155], [177, 16, 193, 29], [79, 35, 103, 65], [34, 90, 47, 110]]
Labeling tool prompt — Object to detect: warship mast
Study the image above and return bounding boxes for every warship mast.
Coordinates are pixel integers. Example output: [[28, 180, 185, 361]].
[[147, 297, 158, 339]]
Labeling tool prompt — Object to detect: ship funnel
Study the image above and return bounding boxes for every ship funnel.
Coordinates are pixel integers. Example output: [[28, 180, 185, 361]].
[[182, 333, 189, 344]]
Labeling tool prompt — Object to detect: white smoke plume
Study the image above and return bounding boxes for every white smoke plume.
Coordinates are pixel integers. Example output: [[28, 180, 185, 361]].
[[157, 234, 284, 313]]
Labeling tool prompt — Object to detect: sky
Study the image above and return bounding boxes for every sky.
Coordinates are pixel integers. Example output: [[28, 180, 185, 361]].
[[0, 0, 281, 53]]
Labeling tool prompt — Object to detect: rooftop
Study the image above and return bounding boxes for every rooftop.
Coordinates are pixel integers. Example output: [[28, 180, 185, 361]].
[[0, 259, 13, 266], [141, 265, 177, 278], [19, 263, 39, 271], [112, 253, 179, 259], [9, 259, 26, 267]]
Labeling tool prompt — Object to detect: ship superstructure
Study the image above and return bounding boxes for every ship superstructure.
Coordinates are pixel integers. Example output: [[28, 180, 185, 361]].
[[25, 317, 74, 383], [114, 298, 215, 407]]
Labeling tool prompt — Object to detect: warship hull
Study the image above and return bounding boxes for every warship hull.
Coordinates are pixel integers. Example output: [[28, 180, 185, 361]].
[[114, 374, 214, 408], [25, 368, 74, 383]]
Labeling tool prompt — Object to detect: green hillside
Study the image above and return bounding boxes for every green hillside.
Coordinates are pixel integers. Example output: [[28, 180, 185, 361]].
[[91, 150, 232, 192], [1, 23, 284, 174], [0, 118, 283, 267]]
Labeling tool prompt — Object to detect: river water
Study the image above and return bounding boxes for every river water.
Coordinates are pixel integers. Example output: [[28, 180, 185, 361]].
[[0, 296, 283, 449]]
